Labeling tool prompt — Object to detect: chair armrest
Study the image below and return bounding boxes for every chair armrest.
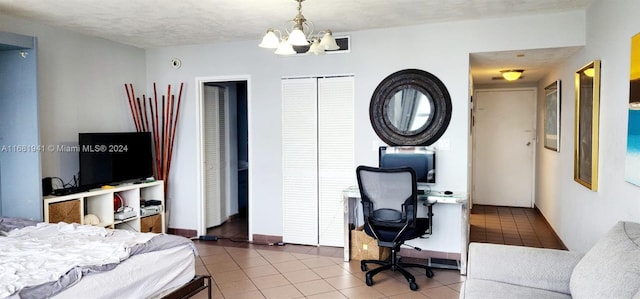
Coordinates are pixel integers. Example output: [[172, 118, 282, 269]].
[[467, 243, 583, 295]]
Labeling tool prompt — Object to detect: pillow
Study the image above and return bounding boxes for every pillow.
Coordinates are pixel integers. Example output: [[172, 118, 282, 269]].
[[570, 221, 640, 298]]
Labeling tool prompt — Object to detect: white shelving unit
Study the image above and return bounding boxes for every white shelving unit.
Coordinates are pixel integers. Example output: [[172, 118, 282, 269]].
[[43, 181, 165, 233]]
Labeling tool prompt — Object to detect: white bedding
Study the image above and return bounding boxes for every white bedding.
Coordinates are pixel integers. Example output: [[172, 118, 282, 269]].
[[0, 222, 156, 298], [53, 244, 195, 299]]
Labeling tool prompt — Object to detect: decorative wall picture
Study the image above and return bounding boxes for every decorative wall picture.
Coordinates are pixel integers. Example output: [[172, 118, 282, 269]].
[[574, 60, 601, 191], [625, 33, 640, 187], [544, 80, 561, 151]]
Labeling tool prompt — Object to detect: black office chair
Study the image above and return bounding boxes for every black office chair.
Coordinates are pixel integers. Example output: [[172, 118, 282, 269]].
[[356, 165, 434, 291]]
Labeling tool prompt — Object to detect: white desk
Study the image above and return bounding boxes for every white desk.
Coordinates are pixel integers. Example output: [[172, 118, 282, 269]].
[[342, 186, 469, 274]]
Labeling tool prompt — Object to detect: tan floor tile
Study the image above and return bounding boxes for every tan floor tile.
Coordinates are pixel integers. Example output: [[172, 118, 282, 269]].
[[225, 247, 262, 257], [217, 279, 258, 297], [272, 260, 309, 273], [251, 273, 292, 290], [432, 269, 466, 285], [282, 269, 322, 283], [243, 264, 281, 279], [338, 285, 386, 299], [292, 252, 320, 260], [259, 250, 298, 263], [306, 290, 348, 299], [409, 275, 444, 290], [300, 256, 338, 268], [446, 282, 464, 292], [294, 279, 337, 296], [212, 269, 250, 284], [235, 256, 271, 268], [195, 264, 209, 276], [420, 285, 460, 299], [372, 277, 416, 296], [206, 260, 241, 274], [200, 252, 235, 265], [387, 291, 431, 299], [260, 284, 304, 299], [194, 243, 228, 256], [324, 274, 366, 290], [312, 264, 351, 278], [211, 283, 224, 298], [219, 290, 266, 299]]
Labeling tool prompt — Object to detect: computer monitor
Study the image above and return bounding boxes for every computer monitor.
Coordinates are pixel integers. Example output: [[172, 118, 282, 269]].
[[379, 146, 436, 184]]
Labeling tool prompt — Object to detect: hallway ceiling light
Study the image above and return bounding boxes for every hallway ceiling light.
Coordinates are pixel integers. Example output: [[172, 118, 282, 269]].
[[259, 0, 339, 56], [500, 69, 524, 81], [583, 67, 595, 77]]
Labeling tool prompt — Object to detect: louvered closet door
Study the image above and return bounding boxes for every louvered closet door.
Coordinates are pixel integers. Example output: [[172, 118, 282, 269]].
[[204, 85, 227, 228], [282, 78, 319, 245], [318, 77, 355, 246], [282, 76, 355, 246]]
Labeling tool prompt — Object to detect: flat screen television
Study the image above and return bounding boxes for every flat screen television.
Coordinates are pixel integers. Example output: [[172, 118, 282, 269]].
[[379, 146, 436, 184], [79, 132, 153, 188]]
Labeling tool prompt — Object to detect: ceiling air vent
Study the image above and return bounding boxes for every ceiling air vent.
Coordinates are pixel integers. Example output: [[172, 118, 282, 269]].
[[292, 36, 350, 55]]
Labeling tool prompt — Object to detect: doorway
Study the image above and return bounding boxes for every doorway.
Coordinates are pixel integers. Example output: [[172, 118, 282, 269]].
[[0, 32, 41, 220], [196, 76, 249, 237], [472, 88, 536, 207]]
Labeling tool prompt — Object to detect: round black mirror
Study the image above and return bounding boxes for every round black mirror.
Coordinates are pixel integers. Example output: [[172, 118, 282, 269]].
[[370, 69, 452, 146]]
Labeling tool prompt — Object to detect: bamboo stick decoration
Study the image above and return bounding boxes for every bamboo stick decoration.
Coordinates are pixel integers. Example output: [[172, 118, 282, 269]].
[[124, 82, 184, 194]]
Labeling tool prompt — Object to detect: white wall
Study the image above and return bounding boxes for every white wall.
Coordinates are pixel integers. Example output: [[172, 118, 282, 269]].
[[145, 11, 586, 236], [536, 0, 640, 252], [0, 14, 146, 183]]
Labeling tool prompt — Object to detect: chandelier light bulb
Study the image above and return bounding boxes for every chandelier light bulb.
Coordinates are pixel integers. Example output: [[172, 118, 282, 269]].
[[275, 37, 296, 56], [320, 31, 339, 50], [307, 39, 325, 55], [259, 29, 280, 48], [289, 26, 309, 46]]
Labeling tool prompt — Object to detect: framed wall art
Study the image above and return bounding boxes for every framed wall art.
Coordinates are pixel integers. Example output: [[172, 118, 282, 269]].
[[574, 60, 601, 191], [625, 33, 640, 187], [544, 80, 561, 151]]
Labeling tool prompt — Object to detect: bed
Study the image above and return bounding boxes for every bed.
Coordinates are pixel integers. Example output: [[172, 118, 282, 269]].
[[0, 217, 211, 299]]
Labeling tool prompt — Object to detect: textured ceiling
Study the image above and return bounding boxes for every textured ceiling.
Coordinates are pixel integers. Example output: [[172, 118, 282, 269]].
[[0, 0, 593, 84]]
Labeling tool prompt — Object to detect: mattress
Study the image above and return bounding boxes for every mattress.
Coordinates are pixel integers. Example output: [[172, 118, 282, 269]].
[[0, 218, 198, 299], [53, 243, 195, 299]]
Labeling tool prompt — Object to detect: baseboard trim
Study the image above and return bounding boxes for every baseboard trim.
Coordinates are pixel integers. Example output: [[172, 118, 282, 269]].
[[252, 234, 283, 244], [399, 248, 461, 261], [168, 228, 197, 238]]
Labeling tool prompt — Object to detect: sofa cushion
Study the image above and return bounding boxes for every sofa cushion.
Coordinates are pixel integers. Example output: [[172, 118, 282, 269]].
[[461, 279, 571, 299], [570, 221, 640, 298]]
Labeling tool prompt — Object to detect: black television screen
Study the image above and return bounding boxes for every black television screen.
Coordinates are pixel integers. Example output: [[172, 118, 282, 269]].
[[79, 132, 153, 187], [379, 146, 436, 184]]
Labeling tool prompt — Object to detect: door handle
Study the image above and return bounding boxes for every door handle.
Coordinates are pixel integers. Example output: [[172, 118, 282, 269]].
[[526, 142, 531, 146]]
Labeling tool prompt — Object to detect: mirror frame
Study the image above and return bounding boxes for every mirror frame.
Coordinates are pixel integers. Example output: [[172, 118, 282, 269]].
[[574, 60, 601, 191], [369, 69, 452, 146]]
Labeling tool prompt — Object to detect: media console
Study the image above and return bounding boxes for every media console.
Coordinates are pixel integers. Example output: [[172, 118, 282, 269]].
[[43, 181, 165, 233]]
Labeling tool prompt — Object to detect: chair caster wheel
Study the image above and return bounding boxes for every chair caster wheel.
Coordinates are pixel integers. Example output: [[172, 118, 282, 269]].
[[426, 269, 434, 278], [410, 282, 418, 291], [365, 277, 373, 286], [361, 264, 368, 271]]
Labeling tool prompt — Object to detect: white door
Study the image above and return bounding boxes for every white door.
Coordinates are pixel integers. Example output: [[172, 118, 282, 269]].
[[473, 88, 536, 207], [317, 76, 355, 247], [282, 78, 319, 245], [204, 85, 227, 227], [281, 76, 355, 246]]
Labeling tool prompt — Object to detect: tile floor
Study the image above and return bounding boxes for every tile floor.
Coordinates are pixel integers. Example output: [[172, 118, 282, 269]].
[[469, 205, 566, 249], [190, 205, 564, 298]]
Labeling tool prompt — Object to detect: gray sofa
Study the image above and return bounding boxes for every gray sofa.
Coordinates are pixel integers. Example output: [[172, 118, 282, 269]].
[[460, 221, 640, 298]]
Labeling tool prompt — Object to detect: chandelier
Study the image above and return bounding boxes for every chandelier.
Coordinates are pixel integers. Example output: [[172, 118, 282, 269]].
[[259, 0, 340, 56]]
